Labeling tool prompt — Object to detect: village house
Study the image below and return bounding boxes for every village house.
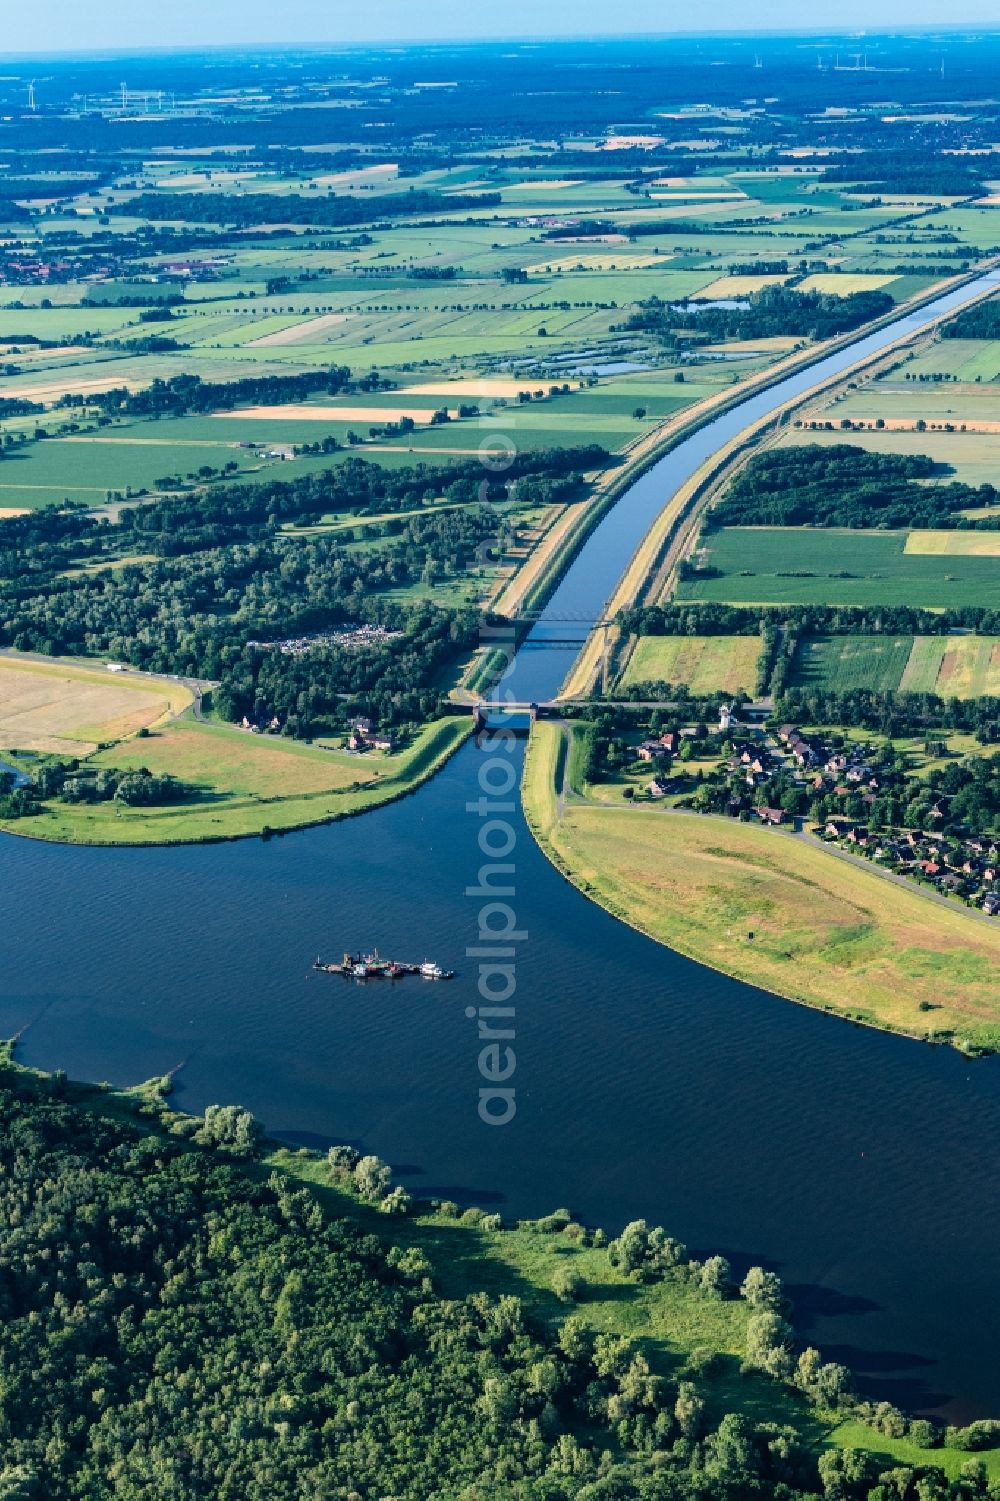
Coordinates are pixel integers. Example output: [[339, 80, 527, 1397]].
[[756, 806, 786, 827], [787, 735, 815, 767], [637, 740, 667, 762], [983, 893, 1000, 917]]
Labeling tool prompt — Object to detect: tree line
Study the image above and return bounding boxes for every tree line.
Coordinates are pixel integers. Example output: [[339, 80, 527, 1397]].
[[55, 363, 371, 421], [619, 602, 1000, 640], [111, 188, 502, 229]]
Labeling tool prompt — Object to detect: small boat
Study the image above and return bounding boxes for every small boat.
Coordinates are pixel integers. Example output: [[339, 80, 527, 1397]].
[[419, 960, 454, 980]]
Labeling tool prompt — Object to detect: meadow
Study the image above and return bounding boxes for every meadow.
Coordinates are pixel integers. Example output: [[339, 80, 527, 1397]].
[[619, 633, 761, 694], [679, 527, 1000, 609]]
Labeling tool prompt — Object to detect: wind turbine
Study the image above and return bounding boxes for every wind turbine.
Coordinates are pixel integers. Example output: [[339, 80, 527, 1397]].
[[27, 80, 36, 112]]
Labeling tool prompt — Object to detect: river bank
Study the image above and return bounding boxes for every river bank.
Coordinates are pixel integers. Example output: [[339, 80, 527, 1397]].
[[521, 721, 1000, 1054]]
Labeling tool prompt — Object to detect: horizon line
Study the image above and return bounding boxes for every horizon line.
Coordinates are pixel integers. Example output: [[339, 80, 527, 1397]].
[[3, 22, 1000, 63]]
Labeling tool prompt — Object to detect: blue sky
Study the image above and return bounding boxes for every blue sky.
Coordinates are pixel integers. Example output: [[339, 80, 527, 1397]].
[[4, 0, 1000, 53]]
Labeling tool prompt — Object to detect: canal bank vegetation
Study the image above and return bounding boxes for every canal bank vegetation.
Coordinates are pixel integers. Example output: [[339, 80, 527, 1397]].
[[522, 721, 1000, 1053], [2, 1040, 999, 1499]]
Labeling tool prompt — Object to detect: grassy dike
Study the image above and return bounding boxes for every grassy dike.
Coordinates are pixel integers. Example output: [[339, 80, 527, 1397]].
[[2, 1039, 995, 1482], [1, 715, 471, 846], [522, 722, 1000, 1053]]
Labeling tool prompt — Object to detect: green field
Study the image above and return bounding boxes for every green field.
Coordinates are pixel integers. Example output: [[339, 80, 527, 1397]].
[[790, 635, 916, 692], [620, 634, 761, 693], [679, 527, 1000, 608], [0, 434, 270, 508], [790, 633, 1000, 696]]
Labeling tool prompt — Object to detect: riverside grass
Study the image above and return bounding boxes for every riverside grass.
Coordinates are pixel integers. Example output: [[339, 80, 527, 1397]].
[[0, 715, 470, 846], [522, 722, 1000, 1053], [6, 1041, 998, 1484]]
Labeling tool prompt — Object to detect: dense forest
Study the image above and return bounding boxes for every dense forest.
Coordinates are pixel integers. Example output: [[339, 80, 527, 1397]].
[[0, 451, 601, 735], [710, 444, 999, 530], [3, 1060, 1000, 1500], [941, 299, 1000, 341], [623, 286, 896, 343], [821, 152, 986, 196]]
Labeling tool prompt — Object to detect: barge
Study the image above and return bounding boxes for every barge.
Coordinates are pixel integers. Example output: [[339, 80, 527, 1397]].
[[314, 950, 455, 980]]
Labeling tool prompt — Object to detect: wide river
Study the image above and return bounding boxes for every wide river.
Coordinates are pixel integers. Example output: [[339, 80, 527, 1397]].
[[3, 273, 1000, 1419]]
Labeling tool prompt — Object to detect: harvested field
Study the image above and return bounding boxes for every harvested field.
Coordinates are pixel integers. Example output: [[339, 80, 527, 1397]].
[[246, 313, 351, 347], [0, 658, 189, 755], [403, 378, 543, 397], [795, 273, 898, 294], [94, 722, 378, 800], [692, 274, 791, 299], [504, 178, 584, 191], [525, 253, 665, 272], [0, 372, 153, 402], [905, 530, 1000, 556]]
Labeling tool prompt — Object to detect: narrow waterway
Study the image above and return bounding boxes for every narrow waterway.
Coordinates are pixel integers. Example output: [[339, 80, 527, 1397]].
[[3, 272, 1000, 1419], [502, 269, 1000, 702]]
